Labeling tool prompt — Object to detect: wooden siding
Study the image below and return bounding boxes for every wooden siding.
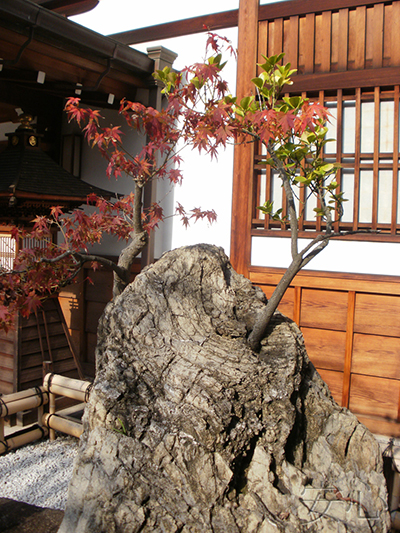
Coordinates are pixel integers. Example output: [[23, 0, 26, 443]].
[[58, 260, 141, 377], [0, 298, 82, 395], [258, 1, 400, 82], [250, 267, 400, 437]]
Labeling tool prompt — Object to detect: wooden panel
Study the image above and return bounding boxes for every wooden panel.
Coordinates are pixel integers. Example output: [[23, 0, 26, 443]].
[[372, 3, 384, 69], [301, 13, 315, 74], [352, 333, 400, 379], [85, 270, 113, 303], [272, 18, 284, 56], [300, 288, 348, 331], [338, 9, 349, 71], [352, 6, 366, 70], [302, 327, 346, 371], [21, 322, 64, 341], [0, 338, 14, 356], [259, 284, 294, 320], [392, 2, 400, 66], [86, 332, 97, 366], [1, 368, 16, 386], [317, 369, 344, 405], [354, 293, 400, 336], [357, 415, 400, 438], [284, 16, 299, 69], [258, 20, 269, 64], [250, 267, 400, 296], [330, 11, 339, 71], [0, 353, 14, 370], [85, 301, 107, 334], [349, 374, 400, 419], [0, 381, 13, 395]]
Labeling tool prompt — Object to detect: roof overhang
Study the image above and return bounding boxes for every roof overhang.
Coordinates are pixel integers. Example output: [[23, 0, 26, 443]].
[[32, 0, 99, 17], [0, 0, 155, 121]]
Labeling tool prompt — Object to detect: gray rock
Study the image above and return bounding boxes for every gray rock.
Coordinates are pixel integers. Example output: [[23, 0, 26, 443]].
[[59, 244, 390, 533]]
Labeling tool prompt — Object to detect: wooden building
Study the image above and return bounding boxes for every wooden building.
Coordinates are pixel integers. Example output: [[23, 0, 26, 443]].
[[0, 0, 164, 394], [230, 0, 400, 437]]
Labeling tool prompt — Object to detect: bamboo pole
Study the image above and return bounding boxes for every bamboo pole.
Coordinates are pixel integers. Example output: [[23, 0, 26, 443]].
[[0, 425, 49, 455], [0, 387, 49, 418], [43, 374, 92, 403], [49, 391, 56, 441], [42, 413, 83, 439]]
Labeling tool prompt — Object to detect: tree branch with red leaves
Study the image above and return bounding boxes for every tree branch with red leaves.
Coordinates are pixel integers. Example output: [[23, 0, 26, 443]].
[[1, 36, 352, 351]]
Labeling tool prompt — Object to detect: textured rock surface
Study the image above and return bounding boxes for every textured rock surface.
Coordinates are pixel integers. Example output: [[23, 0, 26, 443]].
[[59, 244, 390, 533]]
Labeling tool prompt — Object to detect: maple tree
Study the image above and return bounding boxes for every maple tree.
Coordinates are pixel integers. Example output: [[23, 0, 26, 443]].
[[0, 34, 345, 350]]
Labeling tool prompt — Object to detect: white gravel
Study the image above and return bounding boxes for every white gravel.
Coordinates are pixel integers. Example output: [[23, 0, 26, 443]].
[[0, 435, 78, 510]]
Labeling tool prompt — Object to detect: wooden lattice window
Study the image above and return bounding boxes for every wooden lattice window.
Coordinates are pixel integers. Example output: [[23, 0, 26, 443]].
[[253, 86, 400, 241], [0, 233, 16, 271], [0, 232, 53, 271]]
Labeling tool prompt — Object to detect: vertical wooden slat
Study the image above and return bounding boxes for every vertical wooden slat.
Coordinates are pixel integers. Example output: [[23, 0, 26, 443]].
[[334, 89, 343, 233], [14, 315, 20, 393], [304, 13, 315, 74], [230, 0, 259, 277], [342, 291, 356, 408], [285, 16, 299, 69], [264, 164, 272, 230], [353, 88, 361, 231], [273, 18, 284, 56], [392, 85, 399, 233], [321, 10, 332, 73], [258, 20, 268, 68], [354, 6, 366, 70], [392, 2, 400, 66], [338, 9, 349, 71], [372, 3, 384, 69], [372, 86, 380, 230], [293, 286, 301, 325]]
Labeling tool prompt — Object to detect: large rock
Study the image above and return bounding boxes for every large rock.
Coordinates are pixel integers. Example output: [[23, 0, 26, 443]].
[[59, 244, 390, 533]]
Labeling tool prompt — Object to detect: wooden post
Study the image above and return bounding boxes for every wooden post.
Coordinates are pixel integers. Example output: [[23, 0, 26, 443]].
[[49, 390, 56, 441], [230, 0, 259, 277]]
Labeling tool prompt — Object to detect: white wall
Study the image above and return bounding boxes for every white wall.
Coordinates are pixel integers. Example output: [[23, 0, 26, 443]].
[[71, 2, 238, 259], [252, 236, 400, 277]]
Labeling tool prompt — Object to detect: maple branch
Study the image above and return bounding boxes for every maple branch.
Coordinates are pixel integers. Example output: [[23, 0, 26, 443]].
[[113, 182, 148, 298]]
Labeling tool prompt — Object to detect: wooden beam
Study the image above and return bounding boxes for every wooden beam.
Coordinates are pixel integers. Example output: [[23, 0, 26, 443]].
[[109, 10, 239, 45], [110, 0, 389, 46], [290, 66, 400, 92], [230, 0, 259, 277]]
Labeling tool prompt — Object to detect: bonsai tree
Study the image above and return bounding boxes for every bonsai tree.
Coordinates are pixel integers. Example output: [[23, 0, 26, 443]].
[[0, 35, 345, 350]]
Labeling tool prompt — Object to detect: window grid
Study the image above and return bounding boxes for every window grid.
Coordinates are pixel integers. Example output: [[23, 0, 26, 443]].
[[253, 86, 400, 240]]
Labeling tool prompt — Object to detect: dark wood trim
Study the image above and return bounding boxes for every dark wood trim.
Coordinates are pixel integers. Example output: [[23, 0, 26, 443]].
[[36, 0, 99, 17], [290, 67, 400, 92], [258, 0, 386, 21], [248, 264, 400, 286], [109, 10, 239, 45]]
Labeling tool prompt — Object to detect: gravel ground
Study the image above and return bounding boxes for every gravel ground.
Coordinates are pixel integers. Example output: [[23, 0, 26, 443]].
[[0, 435, 78, 510]]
